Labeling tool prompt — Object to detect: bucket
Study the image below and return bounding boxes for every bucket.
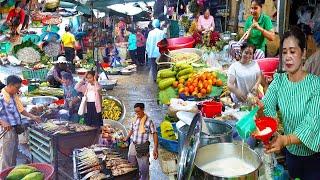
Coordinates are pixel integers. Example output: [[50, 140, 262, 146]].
[[177, 119, 233, 154], [201, 101, 223, 118]]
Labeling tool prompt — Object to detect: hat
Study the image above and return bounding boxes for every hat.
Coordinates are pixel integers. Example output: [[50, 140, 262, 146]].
[[152, 19, 160, 28], [54, 56, 69, 64]]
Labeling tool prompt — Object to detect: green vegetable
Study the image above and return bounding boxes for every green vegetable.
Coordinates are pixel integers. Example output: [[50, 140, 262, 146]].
[[21, 172, 44, 180], [209, 86, 224, 97], [158, 77, 176, 90], [159, 70, 176, 78], [175, 63, 193, 70], [177, 67, 193, 78], [160, 120, 177, 141], [6, 168, 36, 180], [178, 74, 191, 81], [158, 87, 178, 104]]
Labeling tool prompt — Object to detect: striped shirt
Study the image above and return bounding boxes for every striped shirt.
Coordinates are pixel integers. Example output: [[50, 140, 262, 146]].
[[262, 73, 320, 156], [130, 116, 156, 145]]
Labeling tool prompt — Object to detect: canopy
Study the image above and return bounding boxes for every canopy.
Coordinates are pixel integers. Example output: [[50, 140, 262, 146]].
[[107, 1, 154, 16]]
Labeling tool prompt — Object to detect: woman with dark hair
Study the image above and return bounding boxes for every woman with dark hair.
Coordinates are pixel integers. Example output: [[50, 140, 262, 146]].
[[136, 28, 146, 66], [104, 41, 121, 67], [5, 2, 25, 35], [259, 27, 320, 179], [75, 70, 102, 127], [61, 72, 80, 122], [227, 44, 262, 103], [244, 0, 275, 57], [304, 23, 320, 76], [197, 8, 214, 32]]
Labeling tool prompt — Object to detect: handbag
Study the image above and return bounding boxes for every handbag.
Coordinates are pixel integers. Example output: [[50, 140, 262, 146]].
[[14, 125, 25, 135], [78, 90, 87, 116], [135, 141, 150, 158]]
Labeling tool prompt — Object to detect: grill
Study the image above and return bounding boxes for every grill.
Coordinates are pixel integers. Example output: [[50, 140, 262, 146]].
[[28, 126, 99, 179]]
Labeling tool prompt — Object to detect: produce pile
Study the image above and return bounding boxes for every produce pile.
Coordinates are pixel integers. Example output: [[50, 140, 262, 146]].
[[102, 98, 122, 121], [160, 121, 177, 141], [37, 120, 95, 134], [5, 164, 44, 180], [15, 46, 41, 64], [27, 87, 64, 97], [157, 62, 228, 104], [170, 52, 200, 63]]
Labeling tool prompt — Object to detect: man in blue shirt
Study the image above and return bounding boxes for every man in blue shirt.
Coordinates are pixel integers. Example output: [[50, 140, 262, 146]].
[[0, 75, 41, 170]]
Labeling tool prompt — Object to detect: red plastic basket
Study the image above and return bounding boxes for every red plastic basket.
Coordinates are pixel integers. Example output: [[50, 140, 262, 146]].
[[257, 58, 280, 78], [0, 163, 54, 180], [201, 101, 223, 118], [252, 117, 278, 145], [54, 99, 65, 105], [157, 36, 195, 52]]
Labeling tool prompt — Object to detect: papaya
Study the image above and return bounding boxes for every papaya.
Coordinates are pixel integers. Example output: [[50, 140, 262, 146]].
[[159, 69, 176, 78], [177, 67, 193, 78], [158, 78, 176, 90], [21, 172, 44, 180]]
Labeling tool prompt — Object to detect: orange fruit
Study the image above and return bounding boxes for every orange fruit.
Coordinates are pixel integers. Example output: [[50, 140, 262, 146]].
[[216, 79, 223, 86], [200, 88, 207, 94], [184, 92, 190, 96], [191, 91, 198, 96], [207, 85, 212, 93], [200, 75, 206, 81], [198, 82, 203, 89], [172, 81, 179, 88], [178, 83, 184, 89], [189, 85, 195, 93], [184, 87, 189, 93], [179, 79, 185, 84], [197, 93, 202, 98], [212, 72, 217, 78], [208, 79, 213, 85], [178, 88, 184, 94], [212, 78, 217, 86]]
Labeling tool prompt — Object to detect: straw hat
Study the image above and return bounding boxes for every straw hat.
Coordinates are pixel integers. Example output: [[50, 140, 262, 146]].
[[54, 56, 69, 64]]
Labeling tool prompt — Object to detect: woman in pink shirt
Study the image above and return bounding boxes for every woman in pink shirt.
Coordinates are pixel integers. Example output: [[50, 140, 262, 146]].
[[197, 8, 215, 32], [75, 70, 102, 127], [136, 28, 146, 66]]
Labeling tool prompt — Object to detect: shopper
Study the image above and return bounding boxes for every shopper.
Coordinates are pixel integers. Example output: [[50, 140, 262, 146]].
[[227, 44, 262, 103], [136, 28, 146, 66], [61, 25, 76, 72], [146, 19, 165, 81], [47, 56, 71, 88], [4, 2, 25, 35], [128, 28, 138, 65], [304, 23, 320, 76], [61, 72, 80, 123], [244, 0, 275, 57], [0, 75, 41, 170], [104, 41, 121, 67], [75, 70, 102, 127], [260, 27, 320, 179], [123, 103, 158, 180]]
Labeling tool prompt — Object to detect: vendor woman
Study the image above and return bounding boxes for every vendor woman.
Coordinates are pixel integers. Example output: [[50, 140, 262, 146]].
[[47, 56, 71, 88], [244, 0, 275, 57], [227, 44, 262, 103], [197, 8, 214, 32], [261, 27, 320, 179]]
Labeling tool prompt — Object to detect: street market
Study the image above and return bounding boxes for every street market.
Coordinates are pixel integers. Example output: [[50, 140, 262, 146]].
[[0, 0, 319, 180]]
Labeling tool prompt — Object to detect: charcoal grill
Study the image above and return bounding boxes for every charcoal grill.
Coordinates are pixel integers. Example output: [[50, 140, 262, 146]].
[[28, 126, 99, 179]]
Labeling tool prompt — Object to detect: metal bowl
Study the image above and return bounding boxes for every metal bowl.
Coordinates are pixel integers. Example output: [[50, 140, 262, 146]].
[[102, 95, 126, 123], [31, 96, 58, 105], [100, 80, 117, 90]]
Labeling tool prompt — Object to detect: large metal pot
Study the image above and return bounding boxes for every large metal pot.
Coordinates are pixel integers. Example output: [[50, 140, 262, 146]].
[[177, 119, 233, 153], [193, 143, 262, 179], [102, 95, 126, 123]]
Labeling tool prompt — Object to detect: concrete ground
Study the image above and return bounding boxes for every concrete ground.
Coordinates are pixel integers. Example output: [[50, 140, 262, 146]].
[[0, 65, 169, 179]]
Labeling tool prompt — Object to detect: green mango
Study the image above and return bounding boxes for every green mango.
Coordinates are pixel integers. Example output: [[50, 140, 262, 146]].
[[14, 165, 37, 172], [6, 168, 35, 180], [21, 172, 44, 180]]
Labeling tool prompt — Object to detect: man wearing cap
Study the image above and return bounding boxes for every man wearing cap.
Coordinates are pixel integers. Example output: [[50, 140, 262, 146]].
[[0, 75, 41, 170], [146, 19, 165, 81], [4, 2, 25, 35], [47, 56, 71, 88], [61, 26, 76, 72]]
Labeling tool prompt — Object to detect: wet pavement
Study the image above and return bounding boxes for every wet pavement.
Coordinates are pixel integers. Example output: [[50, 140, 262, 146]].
[[0, 65, 170, 179]]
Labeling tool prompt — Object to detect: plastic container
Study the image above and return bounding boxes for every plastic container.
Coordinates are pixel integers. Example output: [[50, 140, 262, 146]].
[[0, 42, 11, 54], [257, 58, 280, 77], [22, 34, 41, 44], [157, 123, 179, 153], [252, 116, 278, 144], [157, 36, 195, 52], [0, 163, 54, 180], [201, 101, 223, 118], [235, 106, 259, 139]]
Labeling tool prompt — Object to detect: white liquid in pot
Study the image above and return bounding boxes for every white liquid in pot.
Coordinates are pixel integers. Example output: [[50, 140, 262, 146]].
[[200, 157, 256, 177]]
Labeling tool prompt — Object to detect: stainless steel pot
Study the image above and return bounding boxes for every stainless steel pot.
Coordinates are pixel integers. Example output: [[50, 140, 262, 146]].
[[193, 143, 262, 179], [177, 119, 233, 153]]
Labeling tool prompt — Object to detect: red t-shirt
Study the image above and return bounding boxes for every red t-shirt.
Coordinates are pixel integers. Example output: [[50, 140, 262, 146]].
[[6, 8, 26, 25]]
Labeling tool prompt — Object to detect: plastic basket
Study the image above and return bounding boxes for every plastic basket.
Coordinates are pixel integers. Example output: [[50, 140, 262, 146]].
[[0, 163, 54, 180], [257, 58, 280, 77], [22, 34, 41, 44], [157, 123, 178, 153], [22, 69, 49, 81], [42, 25, 60, 33], [0, 42, 11, 54]]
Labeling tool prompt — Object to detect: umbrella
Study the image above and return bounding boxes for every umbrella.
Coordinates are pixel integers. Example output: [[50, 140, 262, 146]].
[[107, 2, 149, 16]]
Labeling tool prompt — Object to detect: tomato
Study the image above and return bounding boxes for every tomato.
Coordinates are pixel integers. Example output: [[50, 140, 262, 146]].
[[216, 79, 223, 86], [203, 80, 208, 88], [194, 87, 199, 93], [184, 87, 189, 93], [208, 79, 213, 85], [186, 81, 191, 87], [172, 81, 179, 88], [200, 88, 207, 94], [198, 82, 203, 89], [200, 75, 206, 81], [212, 78, 217, 86]]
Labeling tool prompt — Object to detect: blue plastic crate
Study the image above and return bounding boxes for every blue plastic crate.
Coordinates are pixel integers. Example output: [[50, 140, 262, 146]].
[[157, 123, 179, 153]]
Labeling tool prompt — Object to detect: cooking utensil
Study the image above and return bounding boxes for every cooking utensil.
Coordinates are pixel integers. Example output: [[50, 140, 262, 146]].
[[194, 143, 262, 179]]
